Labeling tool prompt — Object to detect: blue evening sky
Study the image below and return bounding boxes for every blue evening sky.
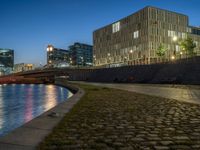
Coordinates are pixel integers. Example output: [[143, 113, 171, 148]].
[[0, 0, 199, 66]]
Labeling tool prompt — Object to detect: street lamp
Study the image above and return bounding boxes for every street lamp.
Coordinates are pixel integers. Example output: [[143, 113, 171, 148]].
[[79, 56, 84, 67], [129, 50, 133, 65], [180, 51, 183, 59], [172, 36, 178, 61], [107, 53, 111, 67], [173, 36, 178, 42], [93, 55, 96, 64], [124, 56, 127, 65]]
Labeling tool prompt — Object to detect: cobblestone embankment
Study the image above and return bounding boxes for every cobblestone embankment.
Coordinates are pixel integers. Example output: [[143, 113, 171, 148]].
[[39, 84, 200, 150]]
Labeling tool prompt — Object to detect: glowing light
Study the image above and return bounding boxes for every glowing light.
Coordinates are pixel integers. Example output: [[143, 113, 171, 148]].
[[107, 53, 110, 56], [129, 50, 133, 53], [44, 85, 57, 109], [49, 47, 53, 51], [171, 55, 175, 60], [180, 52, 183, 55], [173, 36, 178, 42], [47, 46, 53, 52]]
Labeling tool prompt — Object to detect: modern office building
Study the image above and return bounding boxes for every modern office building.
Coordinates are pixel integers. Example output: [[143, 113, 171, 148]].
[[69, 43, 93, 66], [0, 48, 14, 75], [14, 63, 35, 73], [46, 45, 70, 67], [93, 6, 200, 67]]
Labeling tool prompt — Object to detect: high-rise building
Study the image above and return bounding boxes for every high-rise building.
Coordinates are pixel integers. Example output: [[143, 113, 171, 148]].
[[93, 6, 200, 67], [69, 43, 93, 66], [46, 45, 70, 67], [0, 48, 14, 75]]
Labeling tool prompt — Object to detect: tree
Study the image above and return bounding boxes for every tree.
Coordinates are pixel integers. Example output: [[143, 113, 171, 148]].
[[156, 44, 167, 57], [179, 37, 196, 58], [156, 44, 167, 62]]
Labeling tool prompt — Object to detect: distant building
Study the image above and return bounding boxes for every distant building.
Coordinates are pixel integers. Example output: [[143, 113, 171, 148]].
[[0, 48, 14, 75], [93, 6, 200, 67], [14, 63, 35, 73], [46, 45, 70, 67], [69, 43, 93, 66]]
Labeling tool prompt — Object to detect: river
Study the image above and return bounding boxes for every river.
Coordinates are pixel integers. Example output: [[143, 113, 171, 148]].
[[0, 84, 73, 137]]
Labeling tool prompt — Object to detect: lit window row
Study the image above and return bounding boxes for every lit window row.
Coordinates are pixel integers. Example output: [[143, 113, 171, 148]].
[[176, 45, 180, 52], [187, 27, 191, 33], [168, 30, 187, 39], [112, 22, 120, 33]]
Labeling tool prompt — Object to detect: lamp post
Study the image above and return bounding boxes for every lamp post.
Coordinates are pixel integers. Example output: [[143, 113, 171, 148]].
[[172, 36, 178, 62], [180, 51, 183, 59], [171, 55, 175, 63], [107, 53, 111, 67], [80, 56, 84, 67], [129, 50, 133, 65], [69, 57, 72, 66], [93, 55, 96, 66], [124, 56, 127, 65]]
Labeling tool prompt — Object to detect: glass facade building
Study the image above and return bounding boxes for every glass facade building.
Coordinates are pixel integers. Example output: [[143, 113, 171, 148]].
[[69, 43, 93, 67], [47, 45, 70, 67], [0, 49, 14, 75], [191, 26, 200, 36]]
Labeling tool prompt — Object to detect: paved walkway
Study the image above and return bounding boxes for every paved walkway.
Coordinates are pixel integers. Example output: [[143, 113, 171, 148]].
[[74, 82, 200, 105]]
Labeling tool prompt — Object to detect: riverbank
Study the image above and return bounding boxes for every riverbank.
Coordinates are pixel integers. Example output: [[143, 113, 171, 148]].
[[39, 84, 200, 150], [0, 81, 84, 150]]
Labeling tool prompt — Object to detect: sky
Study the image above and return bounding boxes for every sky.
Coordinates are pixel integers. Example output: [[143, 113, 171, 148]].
[[0, 0, 200, 66]]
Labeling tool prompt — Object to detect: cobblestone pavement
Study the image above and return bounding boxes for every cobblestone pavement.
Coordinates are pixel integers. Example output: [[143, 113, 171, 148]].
[[77, 82, 200, 105], [39, 85, 200, 150]]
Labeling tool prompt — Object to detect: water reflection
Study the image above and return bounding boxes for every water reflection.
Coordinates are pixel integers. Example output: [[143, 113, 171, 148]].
[[25, 87, 33, 122], [0, 84, 73, 137], [44, 85, 57, 110]]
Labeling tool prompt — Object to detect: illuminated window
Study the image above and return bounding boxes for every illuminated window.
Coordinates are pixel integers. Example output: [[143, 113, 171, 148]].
[[178, 32, 182, 38], [187, 27, 191, 33], [134, 30, 139, 39], [194, 41, 198, 46], [168, 30, 176, 37], [182, 33, 187, 39], [176, 45, 180, 52], [112, 22, 120, 33], [168, 30, 171, 37]]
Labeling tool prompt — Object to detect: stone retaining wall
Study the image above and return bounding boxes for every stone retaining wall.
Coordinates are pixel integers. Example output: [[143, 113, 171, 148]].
[[67, 57, 200, 84]]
